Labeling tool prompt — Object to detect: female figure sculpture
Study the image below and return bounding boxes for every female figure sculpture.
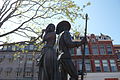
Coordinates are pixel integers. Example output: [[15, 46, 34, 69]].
[[38, 24, 57, 80]]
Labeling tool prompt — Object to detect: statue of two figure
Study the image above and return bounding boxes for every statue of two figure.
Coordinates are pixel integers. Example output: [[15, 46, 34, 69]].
[[37, 21, 86, 80]]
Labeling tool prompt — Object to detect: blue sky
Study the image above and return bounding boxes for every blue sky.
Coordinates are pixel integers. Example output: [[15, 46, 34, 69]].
[[0, 0, 120, 44], [75, 0, 120, 44]]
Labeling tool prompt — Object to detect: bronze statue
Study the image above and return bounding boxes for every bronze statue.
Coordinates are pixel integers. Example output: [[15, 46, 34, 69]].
[[56, 21, 86, 80], [38, 23, 58, 80]]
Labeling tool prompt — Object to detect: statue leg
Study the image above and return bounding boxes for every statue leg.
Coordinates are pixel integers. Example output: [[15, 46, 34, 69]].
[[61, 59, 78, 80], [61, 66, 68, 80]]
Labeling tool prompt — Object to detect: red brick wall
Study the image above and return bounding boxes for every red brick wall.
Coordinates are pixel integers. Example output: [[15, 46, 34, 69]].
[[105, 78, 118, 80]]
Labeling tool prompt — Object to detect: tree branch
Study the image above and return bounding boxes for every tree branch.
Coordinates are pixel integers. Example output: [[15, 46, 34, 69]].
[[20, 27, 39, 35], [0, 0, 19, 21], [0, 1, 46, 37], [0, 0, 10, 15]]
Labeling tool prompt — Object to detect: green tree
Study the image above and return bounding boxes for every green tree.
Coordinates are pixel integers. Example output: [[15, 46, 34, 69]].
[[0, 0, 90, 44], [0, 0, 90, 63]]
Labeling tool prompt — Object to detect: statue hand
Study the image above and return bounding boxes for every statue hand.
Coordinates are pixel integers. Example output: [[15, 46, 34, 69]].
[[81, 37, 87, 44], [42, 29, 46, 33]]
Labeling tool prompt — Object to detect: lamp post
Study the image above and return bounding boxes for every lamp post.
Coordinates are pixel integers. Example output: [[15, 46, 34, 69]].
[[81, 13, 88, 80]]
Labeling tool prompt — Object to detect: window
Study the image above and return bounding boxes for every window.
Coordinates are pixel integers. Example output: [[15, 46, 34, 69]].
[[91, 38, 96, 42], [25, 72, 32, 77], [7, 55, 14, 63], [36, 68, 39, 74], [102, 60, 110, 72], [16, 46, 20, 50], [7, 46, 12, 51], [85, 60, 91, 72], [0, 55, 5, 63], [5, 67, 12, 76], [27, 55, 33, 61], [26, 55, 33, 65], [3, 46, 7, 50], [77, 59, 82, 74], [95, 60, 101, 72], [20, 45, 25, 51], [92, 45, 99, 55], [16, 68, 22, 77], [107, 45, 113, 54], [110, 60, 117, 72], [85, 45, 89, 55], [99, 45, 106, 55], [34, 45, 38, 51], [118, 53, 120, 59], [76, 47, 82, 55], [0, 67, 3, 74], [25, 67, 32, 77], [70, 48, 75, 56], [17, 55, 23, 64], [25, 45, 29, 50], [29, 45, 34, 50], [12, 45, 16, 51], [26, 60, 33, 65]]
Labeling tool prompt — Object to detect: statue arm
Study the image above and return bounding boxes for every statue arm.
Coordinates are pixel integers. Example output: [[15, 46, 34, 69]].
[[43, 32, 55, 41], [63, 31, 83, 48]]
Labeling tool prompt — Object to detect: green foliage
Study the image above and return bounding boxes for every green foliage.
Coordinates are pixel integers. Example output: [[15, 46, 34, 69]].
[[14, 0, 91, 26], [0, 0, 91, 52]]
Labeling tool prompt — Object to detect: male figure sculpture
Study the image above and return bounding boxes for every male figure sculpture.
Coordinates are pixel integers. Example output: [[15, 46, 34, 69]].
[[56, 21, 86, 80]]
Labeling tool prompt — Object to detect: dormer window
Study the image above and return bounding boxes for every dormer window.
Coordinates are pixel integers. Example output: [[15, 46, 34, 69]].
[[91, 38, 96, 43]]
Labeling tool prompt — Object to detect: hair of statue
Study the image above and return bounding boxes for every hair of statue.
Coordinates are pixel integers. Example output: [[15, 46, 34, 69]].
[[46, 23, 55, 33], [56, 21, 71, 34]]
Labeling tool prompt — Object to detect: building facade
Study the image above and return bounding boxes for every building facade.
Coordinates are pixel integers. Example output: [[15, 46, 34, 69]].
[[71, 33, 120, 80], [0, 42, 40, 80], [71, 33, 119, 72], [113, 45, 120, 72], [0, 34, 120, 80]]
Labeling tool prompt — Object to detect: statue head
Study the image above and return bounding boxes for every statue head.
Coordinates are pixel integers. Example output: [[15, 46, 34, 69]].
[[46, 23, 55, 33], [56, 21, 71, 34]]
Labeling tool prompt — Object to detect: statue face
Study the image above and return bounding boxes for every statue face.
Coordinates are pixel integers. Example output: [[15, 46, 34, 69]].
[[46, 24, 55, 33]]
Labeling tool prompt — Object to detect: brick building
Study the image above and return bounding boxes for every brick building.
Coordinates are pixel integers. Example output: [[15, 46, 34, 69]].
[[71, 33, 119, 72], [71, 33, 120, 80], [113, 45, 120, 72]]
